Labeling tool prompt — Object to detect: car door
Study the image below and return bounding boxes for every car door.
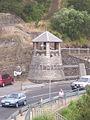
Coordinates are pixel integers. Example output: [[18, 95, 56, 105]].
[[17, 94, 23, 105], [5, 74, 11, 84], [19, 94, 26, 105], [2, 74, 8, 85], [6, 74, 12, 84]]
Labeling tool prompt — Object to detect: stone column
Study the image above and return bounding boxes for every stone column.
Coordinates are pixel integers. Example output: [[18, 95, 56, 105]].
[[58, 43, 61, 55], [34, 42, 36, 56], [58, 43, 62, 65], [46, 43, 50, 57], [79, 63, 86, 76]]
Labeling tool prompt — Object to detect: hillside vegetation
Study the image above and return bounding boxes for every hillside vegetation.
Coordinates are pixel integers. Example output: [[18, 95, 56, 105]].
[[49, 0, 90, 47], [0, 0, 90, 47], [0, 0, 51, 22]]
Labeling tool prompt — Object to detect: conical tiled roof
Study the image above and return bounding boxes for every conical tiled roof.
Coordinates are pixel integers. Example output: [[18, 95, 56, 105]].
[[32, 31, 63, 42]]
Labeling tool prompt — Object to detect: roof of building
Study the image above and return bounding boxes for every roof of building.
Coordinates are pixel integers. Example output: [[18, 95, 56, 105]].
[[32, 31, 63, 43]]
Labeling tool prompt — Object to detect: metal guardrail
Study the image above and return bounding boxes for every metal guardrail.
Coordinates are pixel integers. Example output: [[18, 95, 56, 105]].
[[61, 48, 90, 50], [24, 89, 86, 120]]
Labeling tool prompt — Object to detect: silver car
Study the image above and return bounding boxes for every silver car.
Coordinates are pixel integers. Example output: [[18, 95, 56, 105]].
[[71, 75, 90, 90], [1, 92, 27, 108]]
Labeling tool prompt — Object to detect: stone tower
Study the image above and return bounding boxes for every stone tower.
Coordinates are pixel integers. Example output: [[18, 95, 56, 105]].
[[28, 31, 65, 82]]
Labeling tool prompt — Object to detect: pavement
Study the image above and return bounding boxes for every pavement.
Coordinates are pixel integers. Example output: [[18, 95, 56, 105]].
[[0, 80, 34, 98], [0, 79, 73, 98]]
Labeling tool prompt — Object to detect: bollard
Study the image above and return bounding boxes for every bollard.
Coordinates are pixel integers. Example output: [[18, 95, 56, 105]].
[[11, 116, 16, 120], [30, 111, 32, 120], [64, 94, 66, 105], [19, 109, 23, 116]]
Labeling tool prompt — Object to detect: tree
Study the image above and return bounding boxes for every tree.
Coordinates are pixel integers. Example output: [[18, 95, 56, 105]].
[[23, 2, 44, 22], [0, 0, 24, 17], [50, 8, 90, 40], [67, 0, 90, 14]]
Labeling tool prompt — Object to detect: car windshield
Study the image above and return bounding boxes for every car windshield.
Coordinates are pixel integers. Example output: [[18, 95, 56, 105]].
[[8, 93, 18, 98], [78, 78, 88, 82]]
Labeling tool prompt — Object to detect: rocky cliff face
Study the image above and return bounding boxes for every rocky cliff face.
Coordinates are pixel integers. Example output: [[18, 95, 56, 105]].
[[0, 36, 32, 76], [0, 13, 24, 25], [0, 13, 33, 77]]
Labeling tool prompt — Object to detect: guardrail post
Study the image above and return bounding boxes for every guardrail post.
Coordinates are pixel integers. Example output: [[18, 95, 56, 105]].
[[87, 48, 90, 55], [30, 110, 32, 120], [77, 88, 79, 97], [19, 109, 23, 116], [11, 116, 16, 120], [78, 48, 80, 55], [69, 47, 71, 54], [64, 94, 66, 105]]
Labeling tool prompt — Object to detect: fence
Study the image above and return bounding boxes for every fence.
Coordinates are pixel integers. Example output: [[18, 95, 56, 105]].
[[24, 89, 86, 120], [61, 48, 90, 57]]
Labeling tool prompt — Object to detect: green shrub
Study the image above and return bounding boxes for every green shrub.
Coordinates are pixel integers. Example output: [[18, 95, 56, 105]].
[[0, 0, 51, 22], [59, 86, 90, 120], [23, 2, 44, 22], [50, 8, 90, 41], [67, 0, 90, 14]]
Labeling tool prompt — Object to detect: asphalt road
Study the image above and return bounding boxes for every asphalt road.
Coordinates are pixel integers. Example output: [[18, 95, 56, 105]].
[[0, 81, 71, 120]]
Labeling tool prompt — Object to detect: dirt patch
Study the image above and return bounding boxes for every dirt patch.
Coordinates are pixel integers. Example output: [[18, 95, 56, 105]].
[[21, 0, 34, 6]]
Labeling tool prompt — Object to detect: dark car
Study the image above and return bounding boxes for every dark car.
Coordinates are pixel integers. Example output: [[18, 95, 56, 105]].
[[1, 92, 27, 108], [0, 74, 14, 87]]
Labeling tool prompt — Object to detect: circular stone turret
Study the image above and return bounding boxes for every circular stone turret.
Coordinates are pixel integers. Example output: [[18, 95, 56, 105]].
[[28, 31, 65, 82]]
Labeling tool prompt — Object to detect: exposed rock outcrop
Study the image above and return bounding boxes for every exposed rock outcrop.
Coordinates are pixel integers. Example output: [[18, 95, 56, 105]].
[[0, 13, 24, 25]]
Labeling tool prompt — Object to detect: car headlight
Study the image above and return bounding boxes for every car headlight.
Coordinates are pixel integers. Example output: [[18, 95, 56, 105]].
[[80, 84, 84, 87], [71, 83, 74, 85], [1, 100, 5, 103]]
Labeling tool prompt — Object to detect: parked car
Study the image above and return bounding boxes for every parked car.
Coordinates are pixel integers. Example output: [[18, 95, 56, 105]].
[[1, 92, 27, 108], [71, 75, 90, 90], [0, 74, 14, 87]]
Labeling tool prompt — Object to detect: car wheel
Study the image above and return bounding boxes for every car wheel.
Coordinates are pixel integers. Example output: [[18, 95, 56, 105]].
[[2, 83, 5, 87], [1, 104, 4, 107], [15, 103, 19, 108], [23, 101, 26, 106]]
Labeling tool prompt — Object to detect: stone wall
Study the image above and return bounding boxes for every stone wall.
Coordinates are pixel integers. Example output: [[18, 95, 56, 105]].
[[28, 55, 64, 81], [62, 50, 90, 77]]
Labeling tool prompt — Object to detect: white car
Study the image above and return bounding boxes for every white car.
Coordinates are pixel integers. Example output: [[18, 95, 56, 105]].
[[71, 75, 90, 90], [1, 92, 26, 108]]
